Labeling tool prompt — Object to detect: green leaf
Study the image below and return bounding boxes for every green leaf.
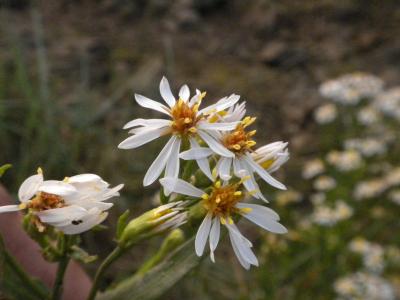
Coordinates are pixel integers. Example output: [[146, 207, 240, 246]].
[[70, 245, 98, 264], [98, 237, 200, 300], [116, 210, 130, 239], [0, 164, 11, 178]]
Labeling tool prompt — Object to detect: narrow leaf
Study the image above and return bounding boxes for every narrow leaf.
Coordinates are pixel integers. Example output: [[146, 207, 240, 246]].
[[116, 210, 130, 239], [0, 164, 11, 178]]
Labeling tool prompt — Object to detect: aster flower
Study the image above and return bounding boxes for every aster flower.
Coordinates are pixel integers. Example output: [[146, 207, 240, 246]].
[[0, 169, 123, 234], [159, 177, 287, 270], [118, 77, 241, 185], [180, 119, 288, 201]]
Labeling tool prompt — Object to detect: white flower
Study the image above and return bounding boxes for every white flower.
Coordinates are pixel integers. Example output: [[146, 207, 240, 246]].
[[311, 200, 353, 227], [180, 120, 288, 201], [313, 175, 336, 191], [0, 169, 123, 234], [389, 189, 400, 205], [374, 87, 400, 121], [353, 179, 387, 200], [302, 159, 325, 179], [159, 177, 287, 270], [118, 77, 241, 186], [344, 138, 387, 157], [320, 72, 383, 105], [357, 106, 380, 126], [334, 272, 395, 300], [326, 150, 363, 172], [314, 103, 337, 124]]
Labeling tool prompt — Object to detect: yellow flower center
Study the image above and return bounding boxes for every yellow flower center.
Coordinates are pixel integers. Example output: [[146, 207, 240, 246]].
[[27, 192, 65, 211], [222, 116, 257, 155], [170, 97, 204, 136], [202, 181, 245, 222]]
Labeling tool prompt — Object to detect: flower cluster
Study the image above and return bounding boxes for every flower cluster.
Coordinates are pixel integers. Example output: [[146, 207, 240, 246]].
[[119, 77, 289, 269], [0, 168, 123, 234]]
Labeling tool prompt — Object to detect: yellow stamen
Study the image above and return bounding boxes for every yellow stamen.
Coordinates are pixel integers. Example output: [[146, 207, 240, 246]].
[[212, 168, 218, 179], [208, 115, 220, 123], [18, 203, 27, 209], [220, 217, 226, 225], [261, 159, 275, 170], [239, 175, 251, 184], [234, 191, 242, 196], [215, 197, 221, 204], [188, 127, 197, 133], [214, 181, 221, 188], [201, 193, 209, 200], [184, 117, 192, 124], [240, 207, 253, 214], [37, 167, 43, 174], [232, 144, 241, 150], [246, 141, 256, 147], [228, 217, 234, 224], [248, 130, 257, 136], [63, 176, 70, 182]]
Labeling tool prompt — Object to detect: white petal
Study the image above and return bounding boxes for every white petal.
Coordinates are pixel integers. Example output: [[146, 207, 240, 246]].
[[159, 177, 204, 197], [118, 127, 168, 149], [240, 159, 267, 201], [198, 94, 240, 115], [18, 173, 43, 203], [227, 224, 258, 267], [236, 203, 279, 220], [36, 205, 88, 225], [244, 154, 286, 190], [39, 181, 77, 197], [135, 93, 170, 115], [165, 137, 181, 179], [159, 76, 176, 108], [189, 90, 201, 106], [179, 84, 190, 102], [209, 217, 220, 252], [143, 136, 176, 186], [241, 209, 287, 234], [228, 226, 251, 269], [197, 121, 238, 131], [218, 157, 232, 180], [58, 208, 107, 235], [233, 158, 248, 178], [195, 213, 212, 256], [123, 118, 171, 130], [97, 184, 124, 201], [68, 174, 102, 184], [189, 138, 213, 180], [179, 148, 213, 160], [0, 205, 21, 213], [198, 130, 234, 158]]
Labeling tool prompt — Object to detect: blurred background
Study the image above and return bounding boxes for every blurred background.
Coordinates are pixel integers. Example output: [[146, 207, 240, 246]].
[[1, 0, 400, 299]]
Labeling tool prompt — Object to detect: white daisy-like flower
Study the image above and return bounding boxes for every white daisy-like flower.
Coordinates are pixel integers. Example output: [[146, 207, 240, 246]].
[[0, 169, 123, 234], [180, 118, 288, 201], [118, 76, 241, 185], [159, 177, 287, 270]]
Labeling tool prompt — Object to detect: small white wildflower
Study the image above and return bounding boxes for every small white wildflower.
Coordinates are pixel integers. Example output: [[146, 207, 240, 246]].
[[344, 138, 387, 157], [353, 179, 387, 200], [326, 150, 363, 172], [275, 190, 302, 206], [320, 72, 383, 105], [159, 177, 287, 270], [384, 167, 400, 187], [313, 175, 336, 191], [357, 105, 380, 125], [310, 193, 326, 205], [374, 87, 400, 121], [302, 159, 325, 179], [0, 169, 123, 234], [311, 200, 352, 226], [334, 272, 395, 300], [314, 103, 337, 124], [119, 76, 241, 186]]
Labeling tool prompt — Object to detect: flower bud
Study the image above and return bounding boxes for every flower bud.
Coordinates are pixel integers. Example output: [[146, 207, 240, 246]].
[[118, 202, 187, 248]]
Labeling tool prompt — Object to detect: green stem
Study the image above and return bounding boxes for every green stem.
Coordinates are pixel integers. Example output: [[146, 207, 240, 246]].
[[50, 255, 70, 300], [87, 246, 124, 300], [4, 251, 47, 299]]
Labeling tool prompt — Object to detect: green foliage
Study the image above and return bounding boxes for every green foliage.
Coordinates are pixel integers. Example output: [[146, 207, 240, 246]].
[[0, 164, 12, 178], [116, 210, 130, 240], [98, 237, 200, 300]]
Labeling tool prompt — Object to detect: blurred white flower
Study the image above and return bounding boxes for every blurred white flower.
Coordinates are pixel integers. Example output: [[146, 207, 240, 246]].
[[159, 177, 287, 270], [0, 169, 123, 234], [385, 167, 400, 187], [310, 193, 326, 205], [119, 76, 241, 186], [344, 138, 387, 157], [389, 189, 400, 205], [313, 175, 336, 191], [334, 272, 395, 300], [354, 179, 387, 200], [314, 103, 337, 124], [275, 190, 302, 206], [302, 159, 325, 179], [311, 200, 353, 226], [326, 150, 363, 172], [319, 72, 383, 105], [357, 106, 380, 126], [374, 87, 400, 121], [349, 238, 385, 274]]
